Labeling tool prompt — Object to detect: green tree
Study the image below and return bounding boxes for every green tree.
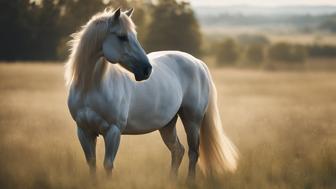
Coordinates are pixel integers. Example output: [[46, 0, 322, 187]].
[[320, 14, 336, 33], [268, 43, 307, 63], [0, 0, 132, 60], [130, 1, 149, 44], [216, 38, 240, 65], [0, 0, 36, 60], [307, 44, 336, 58], [144, 0, 202, 57], [237, 34, 269, 46], [246, 44, 264, 64]]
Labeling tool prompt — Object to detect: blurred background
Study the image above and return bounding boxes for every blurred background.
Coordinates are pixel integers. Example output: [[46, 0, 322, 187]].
[[1, 0, 336, 69], [0, 0, 335, 189]]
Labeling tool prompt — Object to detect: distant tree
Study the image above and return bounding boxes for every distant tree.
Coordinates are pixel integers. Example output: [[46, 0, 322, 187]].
[[28, 0, 63, 59], [130, 1, 149, 44], [1, 0, 199, 60], [0, 0, 132, 60], [237, 34, 269, 46], [0, 0, 35, 60], [319, 14, 336, 33], [59, 0, 110, 35], [215, 38, 240, 65], [307, 44, 336, 58], [144, 0, 202, 57], [268, 43, 307, 63], [246, 44, 264, 64]]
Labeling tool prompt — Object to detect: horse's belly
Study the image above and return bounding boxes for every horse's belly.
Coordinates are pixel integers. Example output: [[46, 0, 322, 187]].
[[123, 92, 182, 134], [123, 105, 181, 134], [123, 116, 171, 134]]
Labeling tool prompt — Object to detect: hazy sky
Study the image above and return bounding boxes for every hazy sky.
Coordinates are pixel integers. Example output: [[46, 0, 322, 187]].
[[189, 0, 336, 6]]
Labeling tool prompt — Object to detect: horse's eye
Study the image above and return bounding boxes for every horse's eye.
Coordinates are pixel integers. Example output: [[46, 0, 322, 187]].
[[117, 35, 128, 42]]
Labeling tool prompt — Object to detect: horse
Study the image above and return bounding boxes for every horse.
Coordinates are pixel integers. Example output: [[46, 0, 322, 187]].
[[65, 8, 238, 181]]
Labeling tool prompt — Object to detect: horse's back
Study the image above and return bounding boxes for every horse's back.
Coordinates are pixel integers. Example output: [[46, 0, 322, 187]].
[[148, 51, 210, 85], [149, 51, 211, 118]]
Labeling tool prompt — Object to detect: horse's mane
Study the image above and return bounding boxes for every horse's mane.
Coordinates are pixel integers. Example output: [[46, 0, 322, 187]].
[[65, 9, 136, 91]]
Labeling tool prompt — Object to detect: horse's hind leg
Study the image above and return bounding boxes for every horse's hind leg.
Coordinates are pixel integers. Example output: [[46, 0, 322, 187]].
[[159, 115, 185, 178], [179, 111, 203, 181], [77, 126, 97, 175]]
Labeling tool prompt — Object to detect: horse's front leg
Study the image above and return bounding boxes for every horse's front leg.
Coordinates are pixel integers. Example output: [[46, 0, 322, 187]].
[[103, 124, 121, 176], [77, 127, 97, 175]]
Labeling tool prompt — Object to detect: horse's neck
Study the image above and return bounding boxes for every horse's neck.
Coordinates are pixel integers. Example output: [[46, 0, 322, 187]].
[[77, 57, 107, 91], [92, 58, 107, 81]]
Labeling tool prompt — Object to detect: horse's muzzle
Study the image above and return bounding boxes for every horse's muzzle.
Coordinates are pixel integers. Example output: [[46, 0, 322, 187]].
[[135, 64, 152, 81], [143, 65, 152, 78]]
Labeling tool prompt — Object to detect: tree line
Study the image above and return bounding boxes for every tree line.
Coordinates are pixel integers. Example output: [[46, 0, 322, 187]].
[[0, 0, 202, 61], [211, 36, 336, 66]]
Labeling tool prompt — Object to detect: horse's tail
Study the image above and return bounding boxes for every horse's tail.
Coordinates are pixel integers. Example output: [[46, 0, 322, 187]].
[[199, 69, 238, 175]]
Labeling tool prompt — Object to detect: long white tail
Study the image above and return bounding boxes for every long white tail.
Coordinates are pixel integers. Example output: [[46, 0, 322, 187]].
[[199, 76, 238, 175]]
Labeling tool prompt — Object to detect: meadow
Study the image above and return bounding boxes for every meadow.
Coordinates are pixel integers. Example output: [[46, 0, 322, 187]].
[[0, 63, 335, 189]]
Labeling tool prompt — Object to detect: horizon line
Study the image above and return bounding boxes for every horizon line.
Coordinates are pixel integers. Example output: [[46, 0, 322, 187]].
[[190, 4, 336, 8]]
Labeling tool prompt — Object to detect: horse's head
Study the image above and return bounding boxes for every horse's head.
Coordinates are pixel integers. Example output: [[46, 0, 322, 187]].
[[102, 8, 152, 81]]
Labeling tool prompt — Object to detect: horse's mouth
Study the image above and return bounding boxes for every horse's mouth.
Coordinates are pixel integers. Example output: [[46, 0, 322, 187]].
[[134, 65, 152, 81], [134, 73, 150, 81]]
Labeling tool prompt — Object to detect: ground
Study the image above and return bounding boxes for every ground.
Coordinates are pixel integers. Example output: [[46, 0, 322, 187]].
[[0, 63, 335, 189]]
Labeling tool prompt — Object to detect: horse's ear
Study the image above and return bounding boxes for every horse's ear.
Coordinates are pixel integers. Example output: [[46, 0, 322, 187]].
[[125, 8, 134, 17], [114, 7, 121, 20]]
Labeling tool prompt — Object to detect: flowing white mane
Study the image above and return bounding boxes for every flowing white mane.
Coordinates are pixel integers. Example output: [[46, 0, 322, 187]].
[[65, 9, 136, 90]]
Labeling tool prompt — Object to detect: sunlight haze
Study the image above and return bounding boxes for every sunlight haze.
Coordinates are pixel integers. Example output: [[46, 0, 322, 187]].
[[189, 0, 336, 6]]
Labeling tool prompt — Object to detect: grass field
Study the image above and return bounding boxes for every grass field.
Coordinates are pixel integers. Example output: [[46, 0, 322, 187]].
[[0, 63, 335, 189]]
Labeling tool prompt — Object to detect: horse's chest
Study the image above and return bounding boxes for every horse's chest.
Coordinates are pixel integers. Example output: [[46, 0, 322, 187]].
[[68, 90, 129, 130]]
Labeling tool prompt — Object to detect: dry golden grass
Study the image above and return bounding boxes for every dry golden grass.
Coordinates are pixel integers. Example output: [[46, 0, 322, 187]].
[[0, 63, 335, 189]]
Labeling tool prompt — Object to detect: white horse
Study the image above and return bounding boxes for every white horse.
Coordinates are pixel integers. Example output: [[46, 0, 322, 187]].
[[65, 8, 238, 180]]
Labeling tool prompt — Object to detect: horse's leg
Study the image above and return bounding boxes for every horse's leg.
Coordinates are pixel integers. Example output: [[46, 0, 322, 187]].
[[159, 115, 185, 179], [103, 124, 121, 176], [179, 112, 202, 181], [77, 127, 97, 175]]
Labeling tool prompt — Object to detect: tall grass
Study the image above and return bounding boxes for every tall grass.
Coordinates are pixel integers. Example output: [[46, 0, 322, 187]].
[[0, 63, 335, 189]]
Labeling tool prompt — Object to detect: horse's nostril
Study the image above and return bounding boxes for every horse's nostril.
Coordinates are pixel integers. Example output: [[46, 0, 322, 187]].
[[143, 65, 152, 77]]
